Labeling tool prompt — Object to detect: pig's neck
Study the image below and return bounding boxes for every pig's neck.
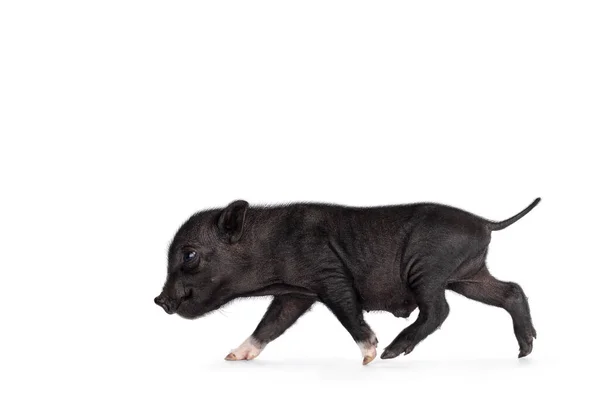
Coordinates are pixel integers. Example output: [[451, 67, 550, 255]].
[[232, 233, 305, 297]]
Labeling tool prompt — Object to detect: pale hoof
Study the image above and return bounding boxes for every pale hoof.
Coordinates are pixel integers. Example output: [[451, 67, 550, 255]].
[[362, 354, 375, 365], [359, 337, 378, 366], [224, 337, 263, 361]]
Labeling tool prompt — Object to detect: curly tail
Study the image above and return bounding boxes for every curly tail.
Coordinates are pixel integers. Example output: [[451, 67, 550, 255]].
[[487, 198, 541, 231]]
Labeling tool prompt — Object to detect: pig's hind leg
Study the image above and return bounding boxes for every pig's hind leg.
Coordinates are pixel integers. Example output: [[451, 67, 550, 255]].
[[225, 294, 315, 361], [447, 266, 536, 358]]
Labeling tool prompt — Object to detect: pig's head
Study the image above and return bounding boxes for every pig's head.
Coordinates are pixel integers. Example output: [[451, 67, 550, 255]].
[[154, 200, 252, 319]]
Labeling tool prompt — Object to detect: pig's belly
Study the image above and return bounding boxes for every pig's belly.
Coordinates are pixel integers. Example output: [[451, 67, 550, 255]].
[[360, 282, 417, 318]]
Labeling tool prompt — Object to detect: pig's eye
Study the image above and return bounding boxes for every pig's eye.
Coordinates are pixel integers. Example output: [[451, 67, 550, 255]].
[[183, 250, 197, 262]]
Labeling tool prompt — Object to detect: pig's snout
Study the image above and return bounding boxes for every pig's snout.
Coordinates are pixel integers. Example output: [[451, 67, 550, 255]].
[[154, 293, 175, 314]]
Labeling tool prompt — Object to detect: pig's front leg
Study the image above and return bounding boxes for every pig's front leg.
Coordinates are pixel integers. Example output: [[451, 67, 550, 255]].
[[319, 277, 379, 365], [225, 294, 315, 361]]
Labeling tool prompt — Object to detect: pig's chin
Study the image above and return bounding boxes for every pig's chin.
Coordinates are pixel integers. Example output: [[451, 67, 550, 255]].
[[175, 299, 221, 320]]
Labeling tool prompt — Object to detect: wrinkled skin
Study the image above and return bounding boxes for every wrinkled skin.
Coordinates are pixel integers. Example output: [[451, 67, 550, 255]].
[[155, 198, 540, 364]]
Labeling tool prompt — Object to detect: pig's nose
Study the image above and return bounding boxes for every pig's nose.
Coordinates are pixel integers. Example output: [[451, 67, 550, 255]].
[[154, 294, 174, 314]]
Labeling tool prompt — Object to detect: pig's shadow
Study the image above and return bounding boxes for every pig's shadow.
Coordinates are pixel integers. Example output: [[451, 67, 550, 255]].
[[210, 357, 535, 380]]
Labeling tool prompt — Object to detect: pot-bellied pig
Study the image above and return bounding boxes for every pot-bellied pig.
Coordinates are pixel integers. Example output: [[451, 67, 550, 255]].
[[155, 198, 540, 364]]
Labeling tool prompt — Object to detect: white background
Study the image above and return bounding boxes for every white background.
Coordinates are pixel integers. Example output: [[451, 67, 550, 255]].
[[1, 1, 598, 399]]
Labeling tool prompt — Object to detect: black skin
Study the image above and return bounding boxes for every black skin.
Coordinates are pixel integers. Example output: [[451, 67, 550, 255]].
[[155, 198, 540, 361]]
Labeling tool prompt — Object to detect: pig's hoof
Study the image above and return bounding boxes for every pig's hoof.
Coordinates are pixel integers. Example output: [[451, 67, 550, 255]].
[[380, 348, 399, 359], [224, 350, 260, 361], [518, 350, 530, 359], [517, 330, 535, 358], [362, 355, 375, 365], [518, 339, 534, 358], [358, 336, 378, 365], [225, 337, 263, 361], [381, 341, 413, 359]]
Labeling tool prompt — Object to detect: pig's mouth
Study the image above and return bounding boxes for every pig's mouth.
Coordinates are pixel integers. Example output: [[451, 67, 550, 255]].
[[171, 289, 193, 313], [174, 292, 229, 320], [176, 302, 219, 319]]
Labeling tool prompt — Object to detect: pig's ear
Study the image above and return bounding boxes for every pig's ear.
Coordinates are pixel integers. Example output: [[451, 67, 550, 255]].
[[218, 200, 249, 243]]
